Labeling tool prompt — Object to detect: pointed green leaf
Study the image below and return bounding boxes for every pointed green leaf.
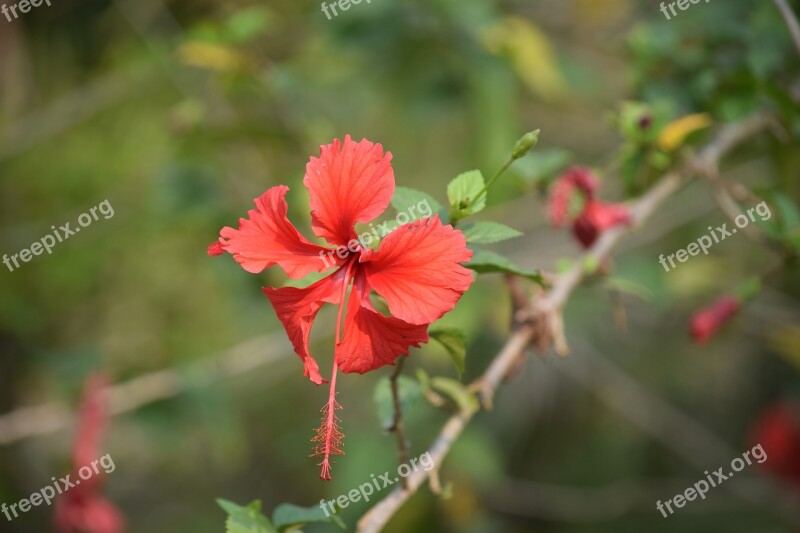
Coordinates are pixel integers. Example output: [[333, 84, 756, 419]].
[[272, 503, 346, 531], [460, 222, 523, 244], [447, 170, 486, 218], [391, 186, 446, 221], [429, 328, 467, 376], [217, 499, 276, 533], [466, 249, 543, 285], [373, 376, 422, 430]]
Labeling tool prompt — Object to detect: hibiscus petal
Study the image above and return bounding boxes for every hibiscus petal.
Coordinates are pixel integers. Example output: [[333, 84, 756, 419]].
[[216, 185, 341, 278], [304, 136, 395, 246], [336, 280, 429, 374], [360, 215, 473, 325], [208, 240, 225, 256], [263, 270, 344, 384]]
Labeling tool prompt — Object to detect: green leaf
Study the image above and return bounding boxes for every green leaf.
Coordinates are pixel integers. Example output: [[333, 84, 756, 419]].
[[373, 376, 422, 430], [272, 503, 345, 531], [605, 277, 654, 301], [466, 249, 543, 284], [391, 186, 446, 221], [429, 328, 468, 376], [224, 7, 273, 43], [772, 192, 800, 231], [447, 170, 486, 219], [460, 222, 523, 244], [514, 148, 572, 186], [217, 499, 276, 533], [430, 377, 479, 414]]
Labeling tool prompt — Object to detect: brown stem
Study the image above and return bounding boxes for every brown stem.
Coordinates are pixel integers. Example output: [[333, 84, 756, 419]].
[[388, 357, 410, 489], [356, 112, 774, 533]]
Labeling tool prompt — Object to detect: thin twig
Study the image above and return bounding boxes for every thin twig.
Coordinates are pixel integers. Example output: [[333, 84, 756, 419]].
[[773, 0, 800, 58], [551, 340, 800, 523], [695, 163, 773, 246], [0, 331, 295, 445], [356, 112, 774, 533], [485, 477, 794, 523], [387, 358, 410, 489]]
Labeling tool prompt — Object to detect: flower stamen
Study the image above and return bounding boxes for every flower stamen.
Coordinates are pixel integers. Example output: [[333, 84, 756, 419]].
[[311, 258, 356, 480]]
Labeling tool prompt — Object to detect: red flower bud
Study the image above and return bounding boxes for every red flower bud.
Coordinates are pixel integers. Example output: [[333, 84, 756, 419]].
[[748, 401, 800, 487], [572, 199, 631, 248], [689, 296, 741, 343], [548, 167, 629, 248]]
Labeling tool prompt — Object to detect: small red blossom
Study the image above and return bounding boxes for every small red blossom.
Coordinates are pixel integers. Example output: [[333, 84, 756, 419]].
[[54, 374, 125, 533], [572, 200, 632, 248], [689, 295, 741, 343], [210, 136, 473, 479], [548, 166, 630, 248], [748, 401, 800, 487]]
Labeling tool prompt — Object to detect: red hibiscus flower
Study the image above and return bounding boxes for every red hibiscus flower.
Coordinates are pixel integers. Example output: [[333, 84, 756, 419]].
[[54, 374, 125, 533], [689, 295, 741, 344], [748, 400, 800, 487], [210, 136, 473, 479], [548, 166, 631, 248]]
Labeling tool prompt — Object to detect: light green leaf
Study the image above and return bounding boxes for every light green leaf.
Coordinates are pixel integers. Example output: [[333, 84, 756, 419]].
[[429, 328, 468, 376], [583, 255, 600, 275], [373, 376, 422, 430], [272, 503, 345, 531], [460, 221, 523, 244], [224, 7, 274, 43], [217, 499, 276, 533], [772, 192, 800, 231], [514, 148, 572, 186], [466, 249, 543, 285], [447, 170, 486, 219], [430, 377, 479, 414], [605, 277, 654, 301], [391, 187, 446, 221]]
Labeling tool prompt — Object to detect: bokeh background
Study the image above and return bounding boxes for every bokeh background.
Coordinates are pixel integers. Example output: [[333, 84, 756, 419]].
[[1, 0, 799, 531]]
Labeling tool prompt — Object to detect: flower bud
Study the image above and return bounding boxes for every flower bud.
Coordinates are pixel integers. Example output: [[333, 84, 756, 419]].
[[512, 129, 540, 159]]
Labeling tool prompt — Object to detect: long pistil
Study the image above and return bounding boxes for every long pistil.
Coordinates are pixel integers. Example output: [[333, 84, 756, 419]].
[[312, 258, 356, 480]]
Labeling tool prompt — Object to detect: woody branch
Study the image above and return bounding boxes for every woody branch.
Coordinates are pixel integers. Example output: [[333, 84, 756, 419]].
[[356, 112, 775, 533]]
